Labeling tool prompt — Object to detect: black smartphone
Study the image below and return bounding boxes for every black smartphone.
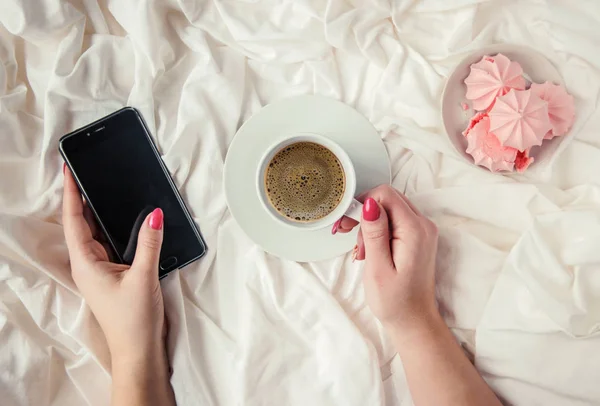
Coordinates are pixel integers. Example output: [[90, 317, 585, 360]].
[[59, 107, 207, 278]]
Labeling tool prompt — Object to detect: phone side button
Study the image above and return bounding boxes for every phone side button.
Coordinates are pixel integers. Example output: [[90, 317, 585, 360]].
[[160, 256, 178, 271]]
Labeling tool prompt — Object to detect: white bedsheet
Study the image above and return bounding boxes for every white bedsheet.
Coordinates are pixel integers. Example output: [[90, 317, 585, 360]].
[[1, 0, 599, 405]]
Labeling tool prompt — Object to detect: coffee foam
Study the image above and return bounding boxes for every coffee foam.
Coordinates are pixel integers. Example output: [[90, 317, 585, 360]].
[[264, 142, 345, 222]]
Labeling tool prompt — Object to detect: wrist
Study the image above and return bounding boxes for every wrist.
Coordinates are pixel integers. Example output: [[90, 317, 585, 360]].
[[383, 306, 445, 348], [111, 345, 170, 381], [110, 345, 175, 405]]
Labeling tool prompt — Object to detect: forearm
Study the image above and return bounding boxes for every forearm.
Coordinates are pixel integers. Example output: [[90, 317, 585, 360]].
[[389, 312, 502, 406], [111, 350, 175, 406]]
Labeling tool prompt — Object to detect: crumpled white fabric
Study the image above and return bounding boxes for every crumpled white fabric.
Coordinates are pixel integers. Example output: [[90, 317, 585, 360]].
[[476, 210, 600, 405], [0, 0, 599, 405]]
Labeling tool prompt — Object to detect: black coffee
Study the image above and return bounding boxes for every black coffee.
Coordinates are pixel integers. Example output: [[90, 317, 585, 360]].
[[264, 142, 345, 222]]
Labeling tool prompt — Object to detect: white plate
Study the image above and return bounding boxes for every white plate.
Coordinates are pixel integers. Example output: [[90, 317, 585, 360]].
[[441, 44, 565, 174], [223, 95, 391, 262]]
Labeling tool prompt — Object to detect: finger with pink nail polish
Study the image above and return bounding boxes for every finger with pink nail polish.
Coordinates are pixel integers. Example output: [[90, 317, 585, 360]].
[[331, 218, 342, 235]]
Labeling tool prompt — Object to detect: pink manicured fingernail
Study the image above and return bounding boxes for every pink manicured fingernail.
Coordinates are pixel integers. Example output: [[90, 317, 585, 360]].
[[63, 163, 66, 174], [363, 198, 380, 221], [331, 218, 342, 235], [149, 208, 163, 230]]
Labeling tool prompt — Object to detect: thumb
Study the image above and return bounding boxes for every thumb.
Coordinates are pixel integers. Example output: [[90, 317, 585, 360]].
[[132, 208, 164, 273], [360, 198, 393, 267]]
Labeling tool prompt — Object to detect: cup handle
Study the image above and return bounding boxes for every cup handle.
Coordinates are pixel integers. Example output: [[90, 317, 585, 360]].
[[343, 199, 363, 222]]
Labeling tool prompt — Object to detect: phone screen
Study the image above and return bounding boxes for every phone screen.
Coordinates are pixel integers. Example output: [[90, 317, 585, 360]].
[[60, 108, 206, 277]]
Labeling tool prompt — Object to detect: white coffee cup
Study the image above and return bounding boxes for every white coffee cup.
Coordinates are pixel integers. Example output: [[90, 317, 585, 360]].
[[256, 132, 362, 231]]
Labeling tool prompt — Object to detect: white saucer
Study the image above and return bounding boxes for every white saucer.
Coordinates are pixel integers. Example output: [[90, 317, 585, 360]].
[[441, 44, 565, 174], [223, 95, 391, 262]]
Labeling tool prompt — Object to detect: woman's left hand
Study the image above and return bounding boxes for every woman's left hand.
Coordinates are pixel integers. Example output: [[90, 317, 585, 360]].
[[62, 166, 168, 370]]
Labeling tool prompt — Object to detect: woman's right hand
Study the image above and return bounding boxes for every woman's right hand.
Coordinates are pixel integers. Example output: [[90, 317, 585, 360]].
[[336, 185, 440, 332], [339, 186, 503, 406]]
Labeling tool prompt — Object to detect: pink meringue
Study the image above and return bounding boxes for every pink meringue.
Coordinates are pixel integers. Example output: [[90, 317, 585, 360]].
[[488, 89, 552, 151], [464, 53, 526, 111], [462, 111, 487, 137], [530, 81, 575, 138], [460, 52, 576, 173], [465, 115, 518, 172], [515, 149, 534, 173]]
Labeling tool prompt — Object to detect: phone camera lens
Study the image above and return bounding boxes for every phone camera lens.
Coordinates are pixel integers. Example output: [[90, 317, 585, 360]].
[[87, 132, 90, 136]]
